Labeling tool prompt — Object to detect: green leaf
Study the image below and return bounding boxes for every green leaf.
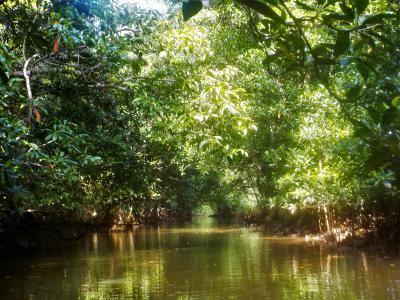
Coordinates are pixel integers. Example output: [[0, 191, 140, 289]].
[[289, 34, 305, 51], [358, 32, 376, 49], [0, 68, 8, 85], [295, 1, 314, 11], [356, 62, 369, 79], [324, 13, 353, 22], [238, 0, 287, 26], [91, 6, 105, 19], [0, 60, 8, 85], [354, 0, 369, 14], [313, 43, 334, 56], [346, 84, 362, 100], [353, 120, 370, 138], [361, 13, 397, 27], [391, 96, 400, 107], [334, 31, 350, 56], [31, 34, 48, 49], [182, 0, 203, 21], [339, 3, 354, 20], [369, 31, 394, 46]]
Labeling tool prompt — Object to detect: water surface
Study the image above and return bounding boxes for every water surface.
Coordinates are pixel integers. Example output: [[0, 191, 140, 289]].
[[1, 218, 400, 299]]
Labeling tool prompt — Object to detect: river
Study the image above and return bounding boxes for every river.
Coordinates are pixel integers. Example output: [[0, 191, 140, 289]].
[[0, 218, 399, 299]]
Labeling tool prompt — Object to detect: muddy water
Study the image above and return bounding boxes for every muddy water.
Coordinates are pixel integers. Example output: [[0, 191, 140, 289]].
[[0, 218, 400, 299]]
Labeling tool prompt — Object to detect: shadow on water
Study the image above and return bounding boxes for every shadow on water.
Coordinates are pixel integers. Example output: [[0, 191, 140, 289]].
[[0, 217, 400, 299]]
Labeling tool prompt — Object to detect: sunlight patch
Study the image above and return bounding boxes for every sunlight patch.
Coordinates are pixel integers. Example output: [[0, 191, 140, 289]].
[[118, 0, 168, 13]]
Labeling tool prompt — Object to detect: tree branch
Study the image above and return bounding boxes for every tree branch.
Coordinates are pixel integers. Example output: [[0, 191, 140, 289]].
[[23, 54, 39, 123]]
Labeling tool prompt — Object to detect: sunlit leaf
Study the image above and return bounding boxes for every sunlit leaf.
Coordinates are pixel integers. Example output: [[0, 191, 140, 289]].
[[391, 96, 400, 107]]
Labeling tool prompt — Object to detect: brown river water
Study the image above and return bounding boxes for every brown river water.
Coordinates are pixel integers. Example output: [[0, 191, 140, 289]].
[[0, 218, 400, 299]]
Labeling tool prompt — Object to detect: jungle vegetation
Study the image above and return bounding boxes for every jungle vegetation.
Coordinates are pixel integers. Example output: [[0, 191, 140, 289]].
[[0, 0, 399, 248]]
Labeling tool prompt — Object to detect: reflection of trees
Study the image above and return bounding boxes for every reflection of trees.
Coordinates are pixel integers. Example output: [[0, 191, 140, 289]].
[[77, 228, 400, 299], [68, 227, 270, 299], [1, 225, 400, 299]]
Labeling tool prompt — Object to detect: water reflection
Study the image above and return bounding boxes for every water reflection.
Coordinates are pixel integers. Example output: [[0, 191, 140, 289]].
[[0, 218, 400, 299]]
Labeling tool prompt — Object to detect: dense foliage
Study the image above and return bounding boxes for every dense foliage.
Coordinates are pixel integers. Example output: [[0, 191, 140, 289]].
[[1, 0, 399, 243]]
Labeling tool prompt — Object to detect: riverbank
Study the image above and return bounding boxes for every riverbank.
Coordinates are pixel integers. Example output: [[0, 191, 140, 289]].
[[234, 206, 400, 251], [2, 205, 400, 254], [0, 208, 192, 254]]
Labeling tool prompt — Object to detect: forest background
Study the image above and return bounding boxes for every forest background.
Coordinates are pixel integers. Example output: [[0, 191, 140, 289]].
[[1, 0, 399, 248]]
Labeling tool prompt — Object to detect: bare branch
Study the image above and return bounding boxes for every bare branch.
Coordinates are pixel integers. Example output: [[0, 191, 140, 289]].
[[23, 54, 39, 122]]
